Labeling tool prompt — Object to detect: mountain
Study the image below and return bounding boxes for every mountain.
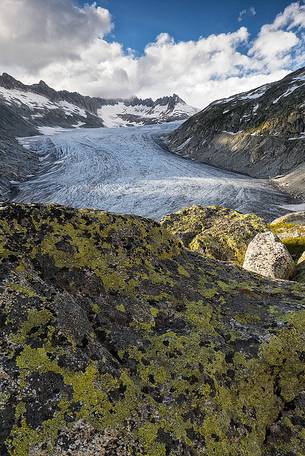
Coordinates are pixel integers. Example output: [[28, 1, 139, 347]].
[[0, 73, 197, 200], [0, 73, 197, 131], [166, 67, 305, 198]]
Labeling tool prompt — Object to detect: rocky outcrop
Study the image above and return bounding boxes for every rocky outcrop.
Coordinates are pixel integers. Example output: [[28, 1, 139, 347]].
[[243, 231, 295, 279], [161, 205, 267, 265], [166, 67, 305, 198], [1, 203, 305, 455], [270, 211, 305, 260]]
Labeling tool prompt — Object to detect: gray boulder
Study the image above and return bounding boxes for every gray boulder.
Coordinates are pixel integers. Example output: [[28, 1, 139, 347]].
[[243, 231, 295, 280]]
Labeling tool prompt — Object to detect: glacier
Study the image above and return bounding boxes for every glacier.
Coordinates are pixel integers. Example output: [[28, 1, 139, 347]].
[[15, 122, 293, 220]]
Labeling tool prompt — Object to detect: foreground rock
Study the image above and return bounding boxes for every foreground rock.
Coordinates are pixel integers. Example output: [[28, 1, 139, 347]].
[[243, 231, 295, 280], [161, 205, 266, 265], [1, 204, 305, 455]]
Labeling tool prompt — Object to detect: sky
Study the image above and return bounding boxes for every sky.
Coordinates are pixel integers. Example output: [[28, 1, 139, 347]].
[[90, 0, 295, 53], [0, 0, 305, 108]]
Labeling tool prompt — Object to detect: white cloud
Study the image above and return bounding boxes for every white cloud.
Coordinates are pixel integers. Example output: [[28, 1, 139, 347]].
[[238, 7, 256, 22], [0, 0, 112, 70], [249, 2, 305, 71], [0, 1, 305, 108]]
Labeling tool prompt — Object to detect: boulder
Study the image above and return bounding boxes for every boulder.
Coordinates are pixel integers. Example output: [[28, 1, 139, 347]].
[[243, 231, 295, 279], [161, 205, 267, 265], [1, 203, 305, 455], [270, 211, 305, 260]]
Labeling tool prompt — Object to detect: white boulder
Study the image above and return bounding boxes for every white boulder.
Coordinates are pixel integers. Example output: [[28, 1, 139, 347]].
[[243, 231, 295, 280]]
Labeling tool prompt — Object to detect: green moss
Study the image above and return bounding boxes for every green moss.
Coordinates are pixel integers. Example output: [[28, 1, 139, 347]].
[[11, 308, 54, 345], [270, 221, 305, 259], [117, 303, 126, 313], [91, 303, 100, 313], [6, 283, 37, 298], [137, 423, 166, 456]]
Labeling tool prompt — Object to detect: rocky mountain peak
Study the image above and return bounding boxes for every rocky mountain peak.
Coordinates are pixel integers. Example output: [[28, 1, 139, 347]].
[[0, 72, 25, 90]]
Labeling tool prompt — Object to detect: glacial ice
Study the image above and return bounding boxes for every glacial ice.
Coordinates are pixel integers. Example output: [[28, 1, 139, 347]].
[[15, 122, 293, 220]]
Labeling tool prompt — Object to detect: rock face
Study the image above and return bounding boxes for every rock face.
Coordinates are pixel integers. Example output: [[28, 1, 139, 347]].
[[166, 67, 305, 198], [1, 203, 305, 455], [243, 231, 295, 279], [0, 103, 40, 200], [161, 205, 267, 265], [273, 162, 305, 200]]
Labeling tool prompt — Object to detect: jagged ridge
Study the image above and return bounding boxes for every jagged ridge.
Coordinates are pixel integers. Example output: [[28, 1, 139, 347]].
[[0, 73, 197, 130]]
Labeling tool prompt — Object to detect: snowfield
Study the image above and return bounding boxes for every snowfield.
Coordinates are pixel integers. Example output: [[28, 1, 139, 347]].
[[15, 123, 293, 220]]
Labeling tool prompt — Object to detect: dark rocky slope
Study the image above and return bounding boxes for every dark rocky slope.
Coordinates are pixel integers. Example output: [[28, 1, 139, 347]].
[[1, 203, 305, 455], [0, 104, 39, 200], [166, 67, 305, 198]]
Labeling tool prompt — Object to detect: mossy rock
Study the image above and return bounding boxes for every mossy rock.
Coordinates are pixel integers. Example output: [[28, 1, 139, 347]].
[[294, 251, 305, 283], [1, 203, 305, 456], [161, 205, 267, 265], [270, 212, 305, 260]]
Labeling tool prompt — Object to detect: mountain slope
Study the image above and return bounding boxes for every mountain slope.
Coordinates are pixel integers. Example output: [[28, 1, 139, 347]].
[[0, 73, 197, 130], [0, 73, 197, 200], [166, 67, 305, 197], [0, 101, 40, 200]]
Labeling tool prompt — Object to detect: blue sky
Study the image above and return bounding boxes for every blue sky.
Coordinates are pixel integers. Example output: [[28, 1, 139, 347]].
[[83, 0, 294, 53], [1, 1, 305, 106]]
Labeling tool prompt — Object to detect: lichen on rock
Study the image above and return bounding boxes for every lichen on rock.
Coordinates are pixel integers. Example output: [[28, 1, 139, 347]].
[[1, 203, 305, 455], [270, 211, 305, 260], [295, 251, 305, 283], [161, 205, 267, 265]]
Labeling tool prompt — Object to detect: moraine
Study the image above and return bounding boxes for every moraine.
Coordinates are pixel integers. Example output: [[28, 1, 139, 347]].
[[14, 122, 295, 221]]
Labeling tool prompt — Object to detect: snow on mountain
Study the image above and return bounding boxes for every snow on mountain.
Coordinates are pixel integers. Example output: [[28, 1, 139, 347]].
[[97, 96, 196, 128], [0, 73, 198, 131]]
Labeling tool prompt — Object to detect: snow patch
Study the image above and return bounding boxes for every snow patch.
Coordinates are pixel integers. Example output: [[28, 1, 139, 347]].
[[176, 137, 192, 151], [222, 130, 243, 135], [273, 83, 305, 104], [38, 126, 70, 135], [288, 133, 305, 141]]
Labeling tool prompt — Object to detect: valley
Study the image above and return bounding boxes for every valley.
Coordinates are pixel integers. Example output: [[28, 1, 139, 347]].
[[14, 122, 294, 221]]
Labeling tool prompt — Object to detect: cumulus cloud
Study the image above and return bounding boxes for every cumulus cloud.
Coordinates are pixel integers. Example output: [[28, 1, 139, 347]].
[[0, 0, 305, 108], [0, 0, 112, 70], [249, 2, 305, 70]]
